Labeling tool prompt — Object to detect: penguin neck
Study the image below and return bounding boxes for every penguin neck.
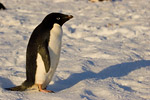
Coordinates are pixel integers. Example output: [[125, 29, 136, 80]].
[[51, 23, 63, 37]]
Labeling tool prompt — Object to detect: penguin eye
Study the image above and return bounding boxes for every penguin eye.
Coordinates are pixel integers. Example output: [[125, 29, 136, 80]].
[[56, 17, 60, 20]]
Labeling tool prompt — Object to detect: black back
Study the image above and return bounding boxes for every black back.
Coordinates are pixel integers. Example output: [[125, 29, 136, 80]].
[[25, 13, 73, 84]]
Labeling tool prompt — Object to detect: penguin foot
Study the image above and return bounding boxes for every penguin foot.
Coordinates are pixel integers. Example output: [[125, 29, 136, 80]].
[[38, 84, 54, 93], [39, 89, 54, 93]]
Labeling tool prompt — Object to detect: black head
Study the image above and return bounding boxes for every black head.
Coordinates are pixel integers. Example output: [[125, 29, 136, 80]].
[[41, 13, 73, 27]]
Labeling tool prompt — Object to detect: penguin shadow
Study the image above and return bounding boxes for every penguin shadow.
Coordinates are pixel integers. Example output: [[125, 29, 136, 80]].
[[0, 76, 15, 90], [48, 60, 150, 92]]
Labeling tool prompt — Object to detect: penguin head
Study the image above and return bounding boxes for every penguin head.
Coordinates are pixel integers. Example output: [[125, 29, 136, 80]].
[[42, 13, 73, 27]]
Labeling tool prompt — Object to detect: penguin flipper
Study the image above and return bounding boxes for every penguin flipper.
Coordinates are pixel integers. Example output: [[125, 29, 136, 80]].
[[38, 42, 51, 73]]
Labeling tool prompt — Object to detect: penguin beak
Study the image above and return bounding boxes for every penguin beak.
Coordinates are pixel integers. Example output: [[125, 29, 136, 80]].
[[65, 15, 73, 20], [67, 15, 73, 19]]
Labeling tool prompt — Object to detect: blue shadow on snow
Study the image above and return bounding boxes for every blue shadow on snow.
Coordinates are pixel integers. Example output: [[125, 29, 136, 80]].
[[0, 76, 15, 89], [48, 60, 150, 92]]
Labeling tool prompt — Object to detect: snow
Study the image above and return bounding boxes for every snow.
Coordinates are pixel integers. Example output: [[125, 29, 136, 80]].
[[0, 0, 150, 100]]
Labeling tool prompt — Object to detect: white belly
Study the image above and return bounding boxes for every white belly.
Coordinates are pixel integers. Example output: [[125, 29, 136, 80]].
[[35, 23, 63, 89]]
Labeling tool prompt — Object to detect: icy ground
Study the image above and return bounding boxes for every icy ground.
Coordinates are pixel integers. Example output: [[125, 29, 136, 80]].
[[0, 0, 150, 100]]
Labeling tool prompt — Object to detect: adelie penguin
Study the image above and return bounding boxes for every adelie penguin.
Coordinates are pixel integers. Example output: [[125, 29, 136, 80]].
[[5, 13, 73, 93]]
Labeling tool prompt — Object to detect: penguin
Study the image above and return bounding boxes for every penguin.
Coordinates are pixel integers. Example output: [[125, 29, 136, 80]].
[[5, 13, 73, 93], [0, 3, 6, 10]]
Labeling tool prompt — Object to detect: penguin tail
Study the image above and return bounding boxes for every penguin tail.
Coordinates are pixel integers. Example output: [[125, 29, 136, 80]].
[[5, 85, 27, 91], [5, 80, 34, 91]]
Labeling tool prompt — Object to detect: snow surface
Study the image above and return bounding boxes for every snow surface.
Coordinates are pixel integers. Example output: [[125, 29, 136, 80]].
[[0, 0, 150, 100]]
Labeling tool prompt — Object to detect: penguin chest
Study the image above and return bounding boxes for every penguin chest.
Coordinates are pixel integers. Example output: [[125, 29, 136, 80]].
[[48, 23, 63, 68]]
